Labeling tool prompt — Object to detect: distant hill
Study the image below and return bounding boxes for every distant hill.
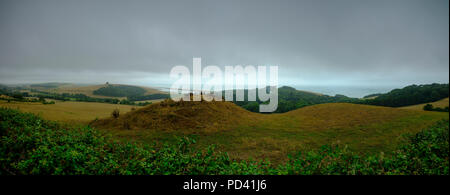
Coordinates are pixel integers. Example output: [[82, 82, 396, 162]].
[[361, 83, 449, 107], [29, 82, 72, 89], [91, 99, 448, 162], [93, 84, 146, 97], [27, 83, 165, 100], [233, 86, 358, 113]]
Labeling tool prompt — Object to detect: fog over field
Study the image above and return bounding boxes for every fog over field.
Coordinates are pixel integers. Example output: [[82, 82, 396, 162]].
[[0, 0, 448, 92]]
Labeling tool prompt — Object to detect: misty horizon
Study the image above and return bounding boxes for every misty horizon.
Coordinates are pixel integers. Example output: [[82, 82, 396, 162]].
[[1, 0, 449, 92]]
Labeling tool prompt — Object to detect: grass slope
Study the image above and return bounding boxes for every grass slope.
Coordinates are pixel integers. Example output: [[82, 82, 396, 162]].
[[92, 100, 449, 163], [399, 97, 449, 111], [1, 107, 448, 175], [91, 99, 257, 132]]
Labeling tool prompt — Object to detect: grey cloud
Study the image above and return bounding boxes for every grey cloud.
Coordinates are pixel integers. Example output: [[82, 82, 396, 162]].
[[0, 0, 448, 87]]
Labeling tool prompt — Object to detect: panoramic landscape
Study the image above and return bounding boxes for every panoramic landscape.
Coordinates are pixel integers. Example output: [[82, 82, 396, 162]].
[[0, 0, 449, 179]]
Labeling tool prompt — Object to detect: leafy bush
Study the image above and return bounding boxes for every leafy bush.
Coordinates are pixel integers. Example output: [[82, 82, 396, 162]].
[[0, 108, 448, 175], [111, 109, 120, 118]]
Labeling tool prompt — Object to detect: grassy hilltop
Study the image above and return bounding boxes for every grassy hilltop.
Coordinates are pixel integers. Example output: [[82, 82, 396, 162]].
[[91, 99, 449, 163]]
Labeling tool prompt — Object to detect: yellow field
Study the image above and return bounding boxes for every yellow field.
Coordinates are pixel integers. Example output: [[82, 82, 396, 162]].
[[399, 97, 449, 110], [0, 100, 140, 124]]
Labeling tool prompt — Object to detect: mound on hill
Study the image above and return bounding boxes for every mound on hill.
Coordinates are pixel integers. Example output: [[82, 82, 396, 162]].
[[91, 101, 449, 163], [90, 98, 257, 132]]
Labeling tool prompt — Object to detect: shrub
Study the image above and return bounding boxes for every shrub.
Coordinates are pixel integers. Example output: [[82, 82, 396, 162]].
[[111, 109, 120, 119], [424, 104, 434, 111], [423, 104, 449, 112]]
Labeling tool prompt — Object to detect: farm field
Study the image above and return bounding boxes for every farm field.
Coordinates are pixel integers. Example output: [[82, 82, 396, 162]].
[[0, 100, 140, 124]]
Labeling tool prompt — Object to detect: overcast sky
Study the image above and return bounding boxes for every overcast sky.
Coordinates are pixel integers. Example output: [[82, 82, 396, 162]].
[[0, 0, 448, 88]]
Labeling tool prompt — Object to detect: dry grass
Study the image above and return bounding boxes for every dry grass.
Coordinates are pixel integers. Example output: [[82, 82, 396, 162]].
[[91, 101, 449, 164], [0, 100, 139, 124], [399, 97, 449, 111], [91, 98, 258, 133], [2, 97, 447, 164]]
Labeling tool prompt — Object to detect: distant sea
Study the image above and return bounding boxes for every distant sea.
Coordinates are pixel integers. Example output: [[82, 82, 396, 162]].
[[292, 85, 400, 98]]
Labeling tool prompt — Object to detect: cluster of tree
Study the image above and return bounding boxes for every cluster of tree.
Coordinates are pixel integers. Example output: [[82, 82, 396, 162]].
[[0, 87, 152, 106], [0, 87, 38, 103], [127, 93, 170, 101], [360, 83, 449, 107], [93, 85, 168, 102], [28, 90, 121, 104], [119, 99, 152, 106], [29, 82, 65, 89], [231, 86, 358, 113], [423, 104, 449, 112], [93, 85, 146, 97]]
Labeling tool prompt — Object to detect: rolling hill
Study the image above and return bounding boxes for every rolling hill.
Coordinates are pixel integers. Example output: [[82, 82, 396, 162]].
[[362, 83, 449, 107], [91, 99, 449, 163], [90, 98, 257, 132], [28, 83, 165, 99], [233, 86, 358, 113]]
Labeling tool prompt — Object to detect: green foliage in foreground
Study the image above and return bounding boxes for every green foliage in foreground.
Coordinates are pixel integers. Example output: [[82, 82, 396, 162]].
[[0, 108, 448, 175]]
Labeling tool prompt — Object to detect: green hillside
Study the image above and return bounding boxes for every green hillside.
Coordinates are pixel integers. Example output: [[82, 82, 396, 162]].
[[362, 83, 449, 107], [1, 107, 448, 175], [233, 86, 358, 113], [93, 84, 147, 97]]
